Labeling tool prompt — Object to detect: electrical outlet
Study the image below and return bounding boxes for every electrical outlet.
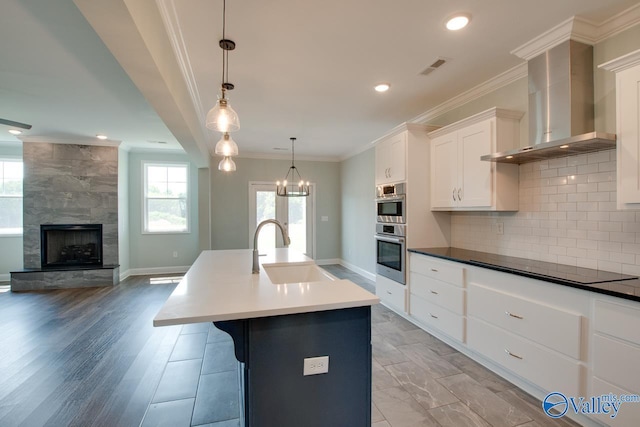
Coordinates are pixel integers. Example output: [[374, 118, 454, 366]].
[[321, 216, 329, 222], [172, 251, 178, 258], [303, 356, 329, 376], [496, 223, 504, 235]]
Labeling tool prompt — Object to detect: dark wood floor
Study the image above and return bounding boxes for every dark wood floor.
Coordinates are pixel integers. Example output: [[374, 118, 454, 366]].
[[0, 276, 182, 427]]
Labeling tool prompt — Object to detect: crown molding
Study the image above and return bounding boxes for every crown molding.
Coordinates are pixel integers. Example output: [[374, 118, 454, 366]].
[[599, 48, 640, 73], [410, 63, 527, 126], [512, 5, 640, 60], [428, 107, 524, 139], [18, 136, 121, 147]]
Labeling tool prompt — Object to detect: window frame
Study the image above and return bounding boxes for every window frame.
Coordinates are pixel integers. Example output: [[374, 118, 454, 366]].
[[0, 157, 24, 237], [142, 161, 190, 235]]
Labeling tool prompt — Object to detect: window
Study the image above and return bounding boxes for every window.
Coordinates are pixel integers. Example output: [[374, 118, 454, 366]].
[[143, 162, 189, 233], [0, 159, 23, 235]]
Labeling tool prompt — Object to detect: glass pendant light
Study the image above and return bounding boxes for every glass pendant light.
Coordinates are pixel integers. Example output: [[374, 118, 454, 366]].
[[214, 132, 239, 156], [205, 0, 240, 133], [218, 156, 236, 172], [276, 138, 310, 197]]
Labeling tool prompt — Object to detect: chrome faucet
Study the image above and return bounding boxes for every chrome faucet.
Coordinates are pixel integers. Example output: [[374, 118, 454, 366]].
[[252, 219, 291, 273]]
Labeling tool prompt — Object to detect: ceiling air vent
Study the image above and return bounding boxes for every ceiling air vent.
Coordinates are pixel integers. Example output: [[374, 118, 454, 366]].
[[420, 58, 448, 76]]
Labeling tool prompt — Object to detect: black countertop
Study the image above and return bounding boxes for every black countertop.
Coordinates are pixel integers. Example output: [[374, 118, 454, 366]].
[[408, 247, 640, 303]]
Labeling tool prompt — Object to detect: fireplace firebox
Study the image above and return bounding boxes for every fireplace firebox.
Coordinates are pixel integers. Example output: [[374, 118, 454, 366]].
[[40, 224, 103, 269]]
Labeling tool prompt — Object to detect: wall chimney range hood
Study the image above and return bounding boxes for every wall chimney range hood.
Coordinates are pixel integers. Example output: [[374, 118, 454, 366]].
[[482, 39, 616, 164]]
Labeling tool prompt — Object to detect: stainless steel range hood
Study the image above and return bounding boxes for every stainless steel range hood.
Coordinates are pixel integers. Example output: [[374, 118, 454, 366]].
[[482, 40, 616, 164]]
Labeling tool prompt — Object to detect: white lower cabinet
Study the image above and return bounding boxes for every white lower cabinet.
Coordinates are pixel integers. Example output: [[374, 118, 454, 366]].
[[467, 317, 581, 397], [386, 252, 640, 426], [408, 253, 466, 343], [591, 299, 640, 426], [376, 274, 406, 313]]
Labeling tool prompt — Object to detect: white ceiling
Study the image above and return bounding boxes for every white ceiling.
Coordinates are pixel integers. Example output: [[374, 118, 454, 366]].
[[1, 0, 638, 167]]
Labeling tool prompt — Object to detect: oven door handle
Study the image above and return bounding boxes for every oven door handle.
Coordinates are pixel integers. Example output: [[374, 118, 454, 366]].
[[375, 196, 405, 203], [374, 235, 405, 244]]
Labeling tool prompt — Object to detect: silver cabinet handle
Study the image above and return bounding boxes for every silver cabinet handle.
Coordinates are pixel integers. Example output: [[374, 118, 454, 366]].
[[429, 313, 438, 319], [430, 268, 438, 272], [505, 349, 523, 360], [505, 311, 524, 320], [430, 290, 439, 295], [458, 188, 462, 200], [386, 291, 392, 295], [388, 167, 392, 177], [452, 188, 456, 201]]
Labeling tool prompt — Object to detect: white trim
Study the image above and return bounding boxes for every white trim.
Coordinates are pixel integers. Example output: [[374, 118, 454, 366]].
[[0, 273, 9, 283], [142, 160, 191, 234], [580, 3, 640, 43], [119, 269, 131, 282], [338, 259, 376, 282], [599, 48, 640, 73], [510, 17, 578, 60], [127, 265, 190, 276], [427, 107, 524, 139], [409, 64, 528, 128], [314, 258, 341, 266], [18, 136, 121, 147]]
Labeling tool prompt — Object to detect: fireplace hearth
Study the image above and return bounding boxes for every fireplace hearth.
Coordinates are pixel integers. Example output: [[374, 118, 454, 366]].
[[41, 224, 103, 269]]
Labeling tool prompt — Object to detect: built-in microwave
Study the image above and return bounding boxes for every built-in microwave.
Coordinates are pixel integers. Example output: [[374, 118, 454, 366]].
[[376, 183, 406, 224]]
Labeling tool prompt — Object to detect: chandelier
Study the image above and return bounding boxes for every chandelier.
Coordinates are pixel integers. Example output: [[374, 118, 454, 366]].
[[276, 138, 310, 197]]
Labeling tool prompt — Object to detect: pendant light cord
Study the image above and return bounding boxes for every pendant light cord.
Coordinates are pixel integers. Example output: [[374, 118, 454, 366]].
[[291, 138, 296, 168], [221, 0, 227, 90]]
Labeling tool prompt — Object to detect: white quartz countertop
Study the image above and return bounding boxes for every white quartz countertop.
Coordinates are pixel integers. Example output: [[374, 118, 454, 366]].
[[153, 249, 380, 326]]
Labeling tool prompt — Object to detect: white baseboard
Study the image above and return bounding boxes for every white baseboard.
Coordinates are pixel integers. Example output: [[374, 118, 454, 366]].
[[126, 266, 190, 277], [119, 269, 131, 282], [338, 260, 376, 282], [314, 258, 341, 266], [0, 273, 9, 283]]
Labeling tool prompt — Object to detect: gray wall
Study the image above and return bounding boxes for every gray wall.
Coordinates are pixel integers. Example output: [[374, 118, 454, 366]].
[[0, 144, 23, 279], [340, 148, 375, 274], [210, 157, 341, 261], [127, 151, 200, 270]]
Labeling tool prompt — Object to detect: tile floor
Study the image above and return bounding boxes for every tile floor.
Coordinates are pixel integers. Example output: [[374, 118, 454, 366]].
[[140, 265, 580, 427]]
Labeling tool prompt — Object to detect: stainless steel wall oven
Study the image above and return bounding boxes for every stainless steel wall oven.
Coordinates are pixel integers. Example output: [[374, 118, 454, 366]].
[[375, 223, 406, 284]]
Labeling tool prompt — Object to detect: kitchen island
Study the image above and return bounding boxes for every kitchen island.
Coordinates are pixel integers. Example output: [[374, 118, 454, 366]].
[[154, 249, 379, 427]]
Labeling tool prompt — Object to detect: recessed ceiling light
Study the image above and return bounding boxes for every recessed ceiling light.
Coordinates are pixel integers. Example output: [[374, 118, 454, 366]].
[[96, 134, 108, 140], [560, 144, 569, 149], [446, 13, 471, 31], [8, 129, 22, 135], [374, 83, 390, 92]]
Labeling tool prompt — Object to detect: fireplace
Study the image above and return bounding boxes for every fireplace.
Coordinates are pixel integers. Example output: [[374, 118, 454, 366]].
[[40, 224, 103, 269]]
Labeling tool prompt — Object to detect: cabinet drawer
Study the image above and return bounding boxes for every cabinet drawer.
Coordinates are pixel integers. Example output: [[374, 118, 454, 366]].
[[592, 376, 640, 427], [468, 284, 582, 359], [409, 272, 465, 315], [376, 275, 406, 312], [410, 294, 464, 342], [594, 300, 640, 345], [409, 254, 464, 287], [468, 318, 581, 397], [593, 334, 640, 394]]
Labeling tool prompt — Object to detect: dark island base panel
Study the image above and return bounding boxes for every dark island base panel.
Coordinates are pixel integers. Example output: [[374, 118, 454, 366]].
[[215, 306, 372, 427], [409, 247, 640, 302]]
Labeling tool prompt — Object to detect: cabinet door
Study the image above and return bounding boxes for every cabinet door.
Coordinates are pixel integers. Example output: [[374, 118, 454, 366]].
[[459, 120, 492, 207], [431, 133, 458, 208], [375, 141, 392, 184], [388, 133, 406, 183], [617, 65, 640, 205]]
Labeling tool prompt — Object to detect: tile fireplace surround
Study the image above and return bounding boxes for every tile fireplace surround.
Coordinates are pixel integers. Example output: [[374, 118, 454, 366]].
[[10, 141, 119, 291]]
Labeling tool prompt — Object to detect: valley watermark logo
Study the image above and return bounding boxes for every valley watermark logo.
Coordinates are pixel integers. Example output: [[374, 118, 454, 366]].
[[543, 391, 640, 419]]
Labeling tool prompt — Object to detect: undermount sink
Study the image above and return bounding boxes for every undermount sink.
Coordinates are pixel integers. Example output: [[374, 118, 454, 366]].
[[263, 263, 336, 284]]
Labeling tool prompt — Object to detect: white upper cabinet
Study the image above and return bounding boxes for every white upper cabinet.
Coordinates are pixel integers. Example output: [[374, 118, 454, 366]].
[[375, 132, 407, 185], [429, 108, 522, 211], [600, 49, 640, 209]]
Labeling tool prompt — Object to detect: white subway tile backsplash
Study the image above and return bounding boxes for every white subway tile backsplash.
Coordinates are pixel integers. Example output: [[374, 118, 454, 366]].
[[450, 149, 640, 275]]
